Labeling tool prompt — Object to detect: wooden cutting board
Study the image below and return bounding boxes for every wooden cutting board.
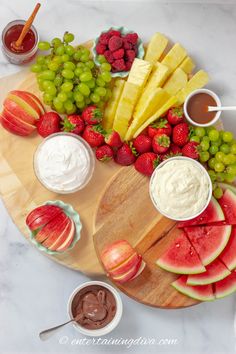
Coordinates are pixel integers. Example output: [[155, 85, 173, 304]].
[[93, 166, 199, 308]]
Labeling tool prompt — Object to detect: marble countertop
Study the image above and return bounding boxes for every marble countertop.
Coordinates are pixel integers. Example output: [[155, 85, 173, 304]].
[[1, 1, 236, 353]]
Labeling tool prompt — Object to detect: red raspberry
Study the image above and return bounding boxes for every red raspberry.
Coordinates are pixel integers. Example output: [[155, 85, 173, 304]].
[[96, 43, 106, 55], [99, 33, 110, 45], [126, 49, 136, 62], [108, 36, 123, 52], [108, 30, 121, 37], [125, 61, 133, 71], [112, 59, 126, 71], [104, 50, 114, 63], [113, 48, 124, 59], [124, 33, 138, 45], [123, 39, 133, 50]]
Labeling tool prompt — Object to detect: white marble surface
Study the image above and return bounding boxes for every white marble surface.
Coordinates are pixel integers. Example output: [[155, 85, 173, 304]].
[[1, 1, 236, 353]]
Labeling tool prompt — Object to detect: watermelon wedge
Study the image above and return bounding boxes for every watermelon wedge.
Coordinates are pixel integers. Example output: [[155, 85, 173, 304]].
[[178, 197, 224, 228], [187, 259, 230, 286], [156, 231, 205, 274], [215, 271, 236, 299], [219, 226, 236, 270], [184, 225, 231, 266], [219, 183, 236, 195], [219, 189, 236, 224], [172, 275, 215, 301]]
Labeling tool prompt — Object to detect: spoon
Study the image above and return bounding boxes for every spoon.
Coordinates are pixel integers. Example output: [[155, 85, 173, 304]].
[[208, 106, 236, 112], [39, 313, 83, 341]]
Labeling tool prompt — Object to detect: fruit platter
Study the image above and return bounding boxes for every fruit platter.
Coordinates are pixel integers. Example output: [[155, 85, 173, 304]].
[[1, 12, 236, 311]]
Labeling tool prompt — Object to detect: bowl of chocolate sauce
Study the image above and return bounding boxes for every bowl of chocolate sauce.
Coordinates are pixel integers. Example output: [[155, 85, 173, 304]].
[[184, 88, 221, 127], [68, 281, 123, 336]]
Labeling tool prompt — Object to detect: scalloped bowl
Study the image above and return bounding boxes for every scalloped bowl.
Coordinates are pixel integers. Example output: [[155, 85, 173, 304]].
[[92, 26, 144, 78], [28, 200, 82, 255]]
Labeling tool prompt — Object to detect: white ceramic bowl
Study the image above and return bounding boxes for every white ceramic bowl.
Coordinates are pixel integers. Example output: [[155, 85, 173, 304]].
[[67, 281, 123, 337], [149, 156, 212, 221], [184, 88, 221, 127]]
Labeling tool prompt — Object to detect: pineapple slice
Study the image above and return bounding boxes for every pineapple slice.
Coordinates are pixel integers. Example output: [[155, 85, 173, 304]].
[[102, 79, 125, 131], [145, 62, 170, 91], [179, 56, 195, 74], [176, 70, 209, 105], [125, 88, 170, 140], [144, 33, 168, 64], [112, 82, 140, 139], [163, 68, 187, 96], [161, 43, 187, 73], [127, 58, 153, 90], [133, 96, 178, 138]]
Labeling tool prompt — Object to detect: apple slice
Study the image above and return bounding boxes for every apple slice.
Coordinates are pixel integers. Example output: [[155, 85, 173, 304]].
[[24, 91, 45, 115], [112, 256, 142, 283], [101, 240, 137, 271], [130, 260, 146, 280], [8, 93, 40, 120], [109, 253, 142, 277], [3, 98, 37, 125], [42, 216, 71, 248], [10, 90, 42, 117], [2, 109, 36, 133], [54, 220, 75, 252], [34, 212, 68, 243], [0, 114, 30, 136], [26, 205, 63, 231]]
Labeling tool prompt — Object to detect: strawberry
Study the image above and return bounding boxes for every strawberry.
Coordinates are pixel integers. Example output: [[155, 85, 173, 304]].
[[182, 141, 200, 159], [108, 36, 123, 51], [148, 119, 172, 138], [62, 115, 85, 135], [167, 107, 184, 125], [115, 143, 137, 166], [152, 133, 170, 154], [37, 112, 61, 138], [135, 153, 159, 176], [170, 143, 182, 154], [105, 131, 123, 148], [133, 134, 152, 154], [81, 106, 102, 125], [172, 122, 189, 147], [82, 125, 104, 148], [96, 145, 114, 162]]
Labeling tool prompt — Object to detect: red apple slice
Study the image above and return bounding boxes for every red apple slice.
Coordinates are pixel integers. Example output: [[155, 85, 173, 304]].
[[0, 114, 30, 136], [24, 91, 45, 115], [10, 90, 42, 117], [26, 205, 63, 230], [111, 256, 142, 283], [2, 109, 36, 132], [101, 240, 137, 271], [8, 93, 40, 120], [34, 212, 68, 243], [3, 98, 37, 125], [54, 220, 75, 252], [42, 216, 71, 248], [109, 253, 141, 277], [130, 260, 146, 280]]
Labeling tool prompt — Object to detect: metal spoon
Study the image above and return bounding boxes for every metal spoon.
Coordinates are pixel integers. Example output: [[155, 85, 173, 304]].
[[39, 313, 83, 341]]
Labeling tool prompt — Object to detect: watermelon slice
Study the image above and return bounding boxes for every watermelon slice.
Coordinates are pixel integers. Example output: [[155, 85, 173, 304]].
[[178, 197, 224, 228], [219, 189, 236, 224], [172, 275, 215, 301], [215, 271, 236, 299], [156, 231, 205, 274], [187, 259, 230, 286], [184, 225, 231, 266], [219, 183, 236, 195], [219, 226, 236, 270]]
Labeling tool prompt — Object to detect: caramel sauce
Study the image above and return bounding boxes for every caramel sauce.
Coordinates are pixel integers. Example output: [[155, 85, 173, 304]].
[[187, 93, 217, 124]]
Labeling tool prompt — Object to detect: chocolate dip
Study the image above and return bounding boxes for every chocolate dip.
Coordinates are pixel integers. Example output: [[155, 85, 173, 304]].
[[71, 285, 117, 330]]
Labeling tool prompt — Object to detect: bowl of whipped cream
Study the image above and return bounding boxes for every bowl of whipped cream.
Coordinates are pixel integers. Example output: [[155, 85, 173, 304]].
[[34, 133, 95, 194], [149, 156, 212, 221]]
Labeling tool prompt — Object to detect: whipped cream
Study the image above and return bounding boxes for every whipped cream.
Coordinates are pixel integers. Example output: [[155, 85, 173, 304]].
[[35, 134, 93, 193], [150, 159, 210, 219]]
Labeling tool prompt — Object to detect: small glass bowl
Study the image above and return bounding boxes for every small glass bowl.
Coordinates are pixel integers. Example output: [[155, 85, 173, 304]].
[[1, 20, 39, 65], [34, 133, 95, 194]]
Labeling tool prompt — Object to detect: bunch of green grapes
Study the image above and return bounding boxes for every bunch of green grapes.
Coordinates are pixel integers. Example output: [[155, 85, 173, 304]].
[[190, 127, 236, 199], [31, 32, 112, 114]]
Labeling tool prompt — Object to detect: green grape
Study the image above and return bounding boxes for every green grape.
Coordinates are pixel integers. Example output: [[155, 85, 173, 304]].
[[214, 162, 225, 172], [85, 97, 91, 105], [38, 82, 45, 91], [225, 173, 235, 183], [65, 101, 76, 114], [63, 32, 75, 43], [77, 62, 85, 69], [54, 75, 63, 87], [80, 72, 92, 82], [36, 55, 46, 65], [222, 154, 232, 165], [38, 41, 50, 51], [228, 153, 236, 164], [62, 69, 74, 79], [48, 62, 59, 71], [90, 93, 100, 103], [200, 140, 209, 151], [206, 126, 215, 134], [215, 151, 225, 162], [220, 143, 230, 154], [96, 77, 105, 87], [85, 60, 95, 69], [73, 51, 82, 61], [37, 77, 44, 85], [104, 89, 112, 101], [208, 157, 216, 169], [51, 37, 62, 48], [53, 97, 63, 110], [95, 87, 106, 97], [101, 71, 112, 83], [97, 55, 106, 64], [96, 101, 105, 109], [101, 62, 112, 72], [55, 45, 65, 55], [213, 187, 223, 199], [80, 53, 90, 62], [61, 54, 70, 62], [209, 145, 218, 155], [31, 64, 42, 73], [199, 151, 210, 163], [57, 92, 68, 102], [190, 136, 200, 143], [230, 144, 236, 154], [73, 92, 84, 102], [208, 170, 216, 182], [81, 47, 90, 56], [65, 45, 75, 56], [83, 66, 91, 72], [39, 70, 55, 81], [45, 56, 52, 67], [43, 92, 53, 104], [226, 165, 236, 175], [216, 172, 226, 182], [76, 100, 85, 109], [208, 129, 220, 142], [55, 106, 66, 114], [64, 61, 76, 71], [86, 79, 96, 89], [73, 85, 80, 92], [211, 139, 222, 147], [222, 131, 234, 143], [74, 67, 83, 77], [202, 136, 210, 143], [45, 85, 57, 96], [78, 83, 90, 96], [41, 65, 48, 71], [66, 91, 75, 102], [42, 80, 54, 89], [61, 82, 73, 92]]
